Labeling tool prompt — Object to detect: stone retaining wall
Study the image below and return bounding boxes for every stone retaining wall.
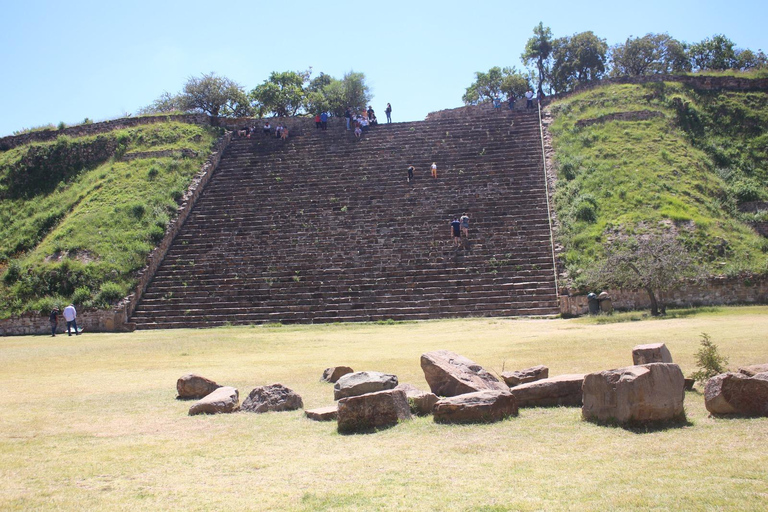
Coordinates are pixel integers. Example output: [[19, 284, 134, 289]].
[[560, 276, 768, 316], [0, 308, 127, 336]]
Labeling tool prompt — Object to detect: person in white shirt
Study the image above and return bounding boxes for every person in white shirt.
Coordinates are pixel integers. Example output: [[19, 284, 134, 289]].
[[525, 89, 534, 109], [63, 304, 80, 336]]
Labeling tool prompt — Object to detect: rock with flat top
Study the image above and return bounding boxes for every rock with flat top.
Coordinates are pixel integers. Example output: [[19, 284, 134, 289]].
[[305, 405, 338, 421], [337, 389, 412, 433], [582, 363, 685, 424], [510, 374, 585, 407], [632, 343, 673, 365], [188, 386, 239, 415], [241, 384, 303, 413], [705, 372, 768, 416], [420, 350, 507, 397], [322, 366, 354, 383], [502, 365, 549, 387], [433, 390, 518, 424], [395, 383, 439, 415], [333, 371, 398, 400], [176, 373, 221, 399], [739, 364, 768, 377]]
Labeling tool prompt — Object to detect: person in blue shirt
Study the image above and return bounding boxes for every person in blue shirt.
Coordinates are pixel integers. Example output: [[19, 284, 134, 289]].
[[320, 112, 328, 130], [451, 218, 461, 247]]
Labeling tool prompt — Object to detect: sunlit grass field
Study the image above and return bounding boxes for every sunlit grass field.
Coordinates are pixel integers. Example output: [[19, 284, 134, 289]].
[[1, 306, 767, 511]]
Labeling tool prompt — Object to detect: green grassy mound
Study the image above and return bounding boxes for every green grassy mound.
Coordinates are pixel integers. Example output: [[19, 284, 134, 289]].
[[548, 81, 768, 289], [0, 122, 221, 317]]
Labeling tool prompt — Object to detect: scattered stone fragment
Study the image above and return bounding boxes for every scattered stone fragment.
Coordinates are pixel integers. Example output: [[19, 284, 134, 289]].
[[501, 365, 549, 387], [322, 366, 354, 383], [705, 372, 768, 416], [188, 386, 239, 415], [176, 373, 221, 399], [420, 350, 507, 397], [582, 363, 685, 424], [738, 364, 768, 377], [333, 371, 398, 400], [337, 389, 412, 433], [241, 383, 303, 413], [433, 390, 518, 424], [395, 383, 439, 415], [305, 405, 338, 421], [632, 343, 673, 365], [510, 374, 585, 407]]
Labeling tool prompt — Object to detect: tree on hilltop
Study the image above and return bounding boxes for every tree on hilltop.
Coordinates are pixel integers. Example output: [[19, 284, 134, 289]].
[[138, 73, 251, 117], [521, 22, 553, 94], [249, 70, 310, 118], [182, 73, 251, 117], [550, 31, 608, 93], [462, 67, 529, 105], [589, 232, 703, 316], [610, 33, 690, 76]]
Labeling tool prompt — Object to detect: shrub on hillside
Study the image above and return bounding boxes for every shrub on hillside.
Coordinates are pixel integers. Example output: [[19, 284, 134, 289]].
[[71, 286, 93, 306], [97, 282, 125, 305], [572, 194, 598, 222]]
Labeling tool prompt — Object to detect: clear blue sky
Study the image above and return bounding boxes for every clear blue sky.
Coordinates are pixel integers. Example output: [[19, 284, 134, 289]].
[[1, 0, 766, 137]]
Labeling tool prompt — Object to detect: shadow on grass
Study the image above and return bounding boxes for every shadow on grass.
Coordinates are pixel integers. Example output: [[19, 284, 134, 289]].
[[585, 413, 692, 434], [579, 306, 723, 325]]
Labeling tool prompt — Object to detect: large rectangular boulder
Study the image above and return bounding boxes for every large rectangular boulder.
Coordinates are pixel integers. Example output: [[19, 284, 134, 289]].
[[510, 374, 585, 407], [333, 371, 398, 400], [337, 389, 412, 433], [177, 373, 221, 399], [188, 386, 239, 415], [582, 363, 685, 424], [433, 390, 518, 424], [420, 350, 507, 397], [632, 343, 673, 365], [705, 372, 768, 416], [501, 365, 549, 387]]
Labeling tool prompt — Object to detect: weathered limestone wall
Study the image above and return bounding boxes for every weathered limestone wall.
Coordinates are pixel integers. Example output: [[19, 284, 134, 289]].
[[560, 277, 768, 316]]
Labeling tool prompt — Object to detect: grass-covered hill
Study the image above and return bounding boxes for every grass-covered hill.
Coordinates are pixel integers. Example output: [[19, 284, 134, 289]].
[[0, 122, 221, 318], [547, 80, 768, 289]]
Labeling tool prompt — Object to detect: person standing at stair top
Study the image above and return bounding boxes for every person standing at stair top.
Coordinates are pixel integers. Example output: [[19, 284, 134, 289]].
[[320, 112, 328, 130], [525, 89, 534, 109], [451, 217, 462, 247], [315, 114, 321, 129], [345, 107, 352, 130], [385, 103, 392, 123], [263, 122, 271, 136], [431, 162, 437, 179], [460, 213, 469, 238]]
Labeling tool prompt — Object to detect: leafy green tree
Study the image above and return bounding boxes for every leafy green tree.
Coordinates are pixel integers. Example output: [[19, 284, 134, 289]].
[[589, 232, 702, 316], [610, 33, 690, 76], [181, 73, 252, 117], [521, 22, 553, 94], [136, 91, 185, 115], [551, 31, 608, 93], [249, 70, 310, 117], [735, 48, 768, 71], [341, 71, 372, 113], [462, 67, 529, 105], [689, 35, 738, 71]]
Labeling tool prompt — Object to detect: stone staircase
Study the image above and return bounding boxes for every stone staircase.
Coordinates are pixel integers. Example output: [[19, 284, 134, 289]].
[[130, 106, 560, 328]]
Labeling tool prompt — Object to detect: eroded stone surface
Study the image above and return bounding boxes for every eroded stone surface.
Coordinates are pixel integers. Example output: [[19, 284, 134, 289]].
[[420, 350, 507, 397], [337, 389, 412, 433], [188, 386, 239, 415], [501, 365, 549, 387], [395, 383, 439, 416], [322, 366, 354, 383], [333, 371, 398, 400], [510, 374, 585, 407], [177, 373, 221, 399], [241, 384, 303, 413], [433, 390, 518, 424], [705, 372, 768, 416], [632, 343, 673, 365], [739, 364, 768, 377], [582, 363, 685, 424], [305, 405, 338, 421]]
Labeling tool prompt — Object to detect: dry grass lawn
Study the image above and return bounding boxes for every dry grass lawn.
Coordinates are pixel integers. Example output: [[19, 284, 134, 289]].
[[1, 306, 767, 511]]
